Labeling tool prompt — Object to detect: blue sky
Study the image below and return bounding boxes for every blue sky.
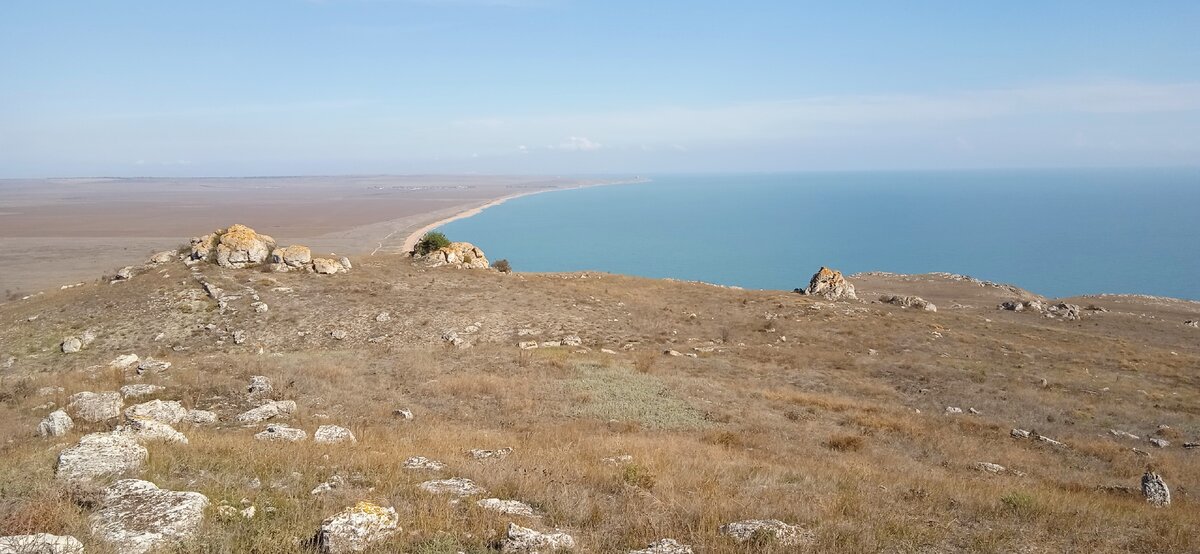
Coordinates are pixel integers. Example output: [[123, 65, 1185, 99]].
[[2, 1, 1198, 177]]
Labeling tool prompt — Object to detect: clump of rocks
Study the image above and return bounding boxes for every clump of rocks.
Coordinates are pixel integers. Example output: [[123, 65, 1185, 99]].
[[188, 224, 350, 274], [796, 267, 857, 300], [880, 294, 937, 312], [414, 242, 490, 269], [998, 300, 1082, 320]]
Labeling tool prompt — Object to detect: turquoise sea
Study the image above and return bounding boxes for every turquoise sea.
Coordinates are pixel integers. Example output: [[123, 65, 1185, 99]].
[[438, 170, 1200, 300]]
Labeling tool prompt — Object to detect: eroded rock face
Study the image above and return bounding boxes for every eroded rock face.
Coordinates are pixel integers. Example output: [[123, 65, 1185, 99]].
[[880, 295, 937, 312], [38, 410, 74, 437], [628, 539, 694, 554], [415, 242, 490, 269], [90, 479, 208, 554], [56, 432, 147, 483], [501, 523, 576, 553], [67, 391, 123, 423], [190, 224, 276, 268], [236, 400, 296, 424], [797, 267, 857, 301], [719, 519, 813, 547], [124, 399, 187, 425], [1142, 471, 1171, 507], [0, 533, 84, 554], [313, 425, 356, 444], [315, 502, 399, 554]]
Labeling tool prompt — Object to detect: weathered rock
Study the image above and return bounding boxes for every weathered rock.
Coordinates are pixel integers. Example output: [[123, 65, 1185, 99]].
[[1185, 320, 1199, 328], [402, 457, 445, 470], [797, 267, 857, 301], [149, 250, 176, 265], [1110, 429, 1140, 440], [124, 399, 187, 425], [37, 409, 74, 437], [392, 409, 414, 421], [209, 224, 276, 268], [233, 330, 247, 345], [628, 539, 694, 554], [67, 391, 123, 422], [314, 502, 399, 554], [974, 462, 1006, 474], [247, 375, 273, 395], [468, 447, 513, 460], [313, 258, 346, 275], [1048, 303, 1082, 320], [236, 400, 296, 423], [110, 354, 141, 370], [945, 406, 963, 415], [999, 299, 1044, 313], [184, 409, 217, 425], [314, 425, 356, 444], [61, 337, 83, 354], [119, 384, 164, 399], [501, 523, 575, 553], [476, 498, 536, 517], [880, 295, 937, 312], [1142, 471, 1171, 507], [56, 432, 147, 482], [90, 479, 208, 554], [375, 312, 391, 323], [255, 424, 307, 442], [719, 519, 812, 546], [1149, 437, 1170, 448], [561, 335, 584, 347], [339, 256, 353, 270], [0, 533, 84, 554], [123, 418, 188, 444], [330, 329, 348, 340], [419, 478, 485, 496], [518, 341, 538, 350], [415, 242, 490, 269], [1010, 428, 1031, 439], [136, 358, 172, 374], [115, 266, 135, 280], [271, 245, 312, 269]]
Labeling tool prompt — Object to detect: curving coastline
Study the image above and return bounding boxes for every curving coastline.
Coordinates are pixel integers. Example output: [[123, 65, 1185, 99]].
[[396, 177, 649, 255]]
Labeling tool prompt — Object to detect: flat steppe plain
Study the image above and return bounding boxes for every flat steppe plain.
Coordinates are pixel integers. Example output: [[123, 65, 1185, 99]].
[[0, 175, 608, 298], [0, 247, 1197, 552]]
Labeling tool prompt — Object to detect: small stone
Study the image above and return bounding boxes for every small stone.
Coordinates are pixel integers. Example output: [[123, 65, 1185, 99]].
[[247, 375, 273, 395], [974, 462, 1006, 474], [136, 358, 172, 374], [61, 337, 83, 354], [518, 341, 538, 350], [664, 349, 682, 357], [1109, 429, 1140, 440], [184, 409, 218, 425], [313, 425, 356, 444], [1010, 428, 1031, 439], [330, 329, 347, 340], [124, 399, 187, 424], [255, 424, 307, 442], [468, 447, 513, 460], [561, 335, 583, 347], [338, 256, 353, 270], [945, 406, 963, 414], [476, 498, 536, 517], [375, 312, 391, 323], [501, 522, 576, 553], [315, 502, 399, 554], [419, 478, 485, 496], [38, 409, 74, 437], [402, 457, 446, 471], [123, 418, 189, 444], [1142, 470, 1171, 507]]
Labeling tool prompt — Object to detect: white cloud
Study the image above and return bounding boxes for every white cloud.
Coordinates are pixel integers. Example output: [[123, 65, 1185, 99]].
[[551, 136, 602, 151]]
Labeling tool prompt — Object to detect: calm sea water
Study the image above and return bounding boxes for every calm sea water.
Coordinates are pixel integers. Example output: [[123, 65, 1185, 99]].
[[437, 170, 1200, 300]]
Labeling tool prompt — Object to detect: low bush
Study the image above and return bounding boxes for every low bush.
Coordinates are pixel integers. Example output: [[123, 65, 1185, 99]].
[[414, 232, 450, 255]]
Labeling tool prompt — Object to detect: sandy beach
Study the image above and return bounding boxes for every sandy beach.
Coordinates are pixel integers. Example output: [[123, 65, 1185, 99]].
[[0, 175, 632, 299]]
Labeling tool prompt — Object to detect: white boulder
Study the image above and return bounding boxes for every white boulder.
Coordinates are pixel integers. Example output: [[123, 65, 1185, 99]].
[[90, 479, 208, 554]]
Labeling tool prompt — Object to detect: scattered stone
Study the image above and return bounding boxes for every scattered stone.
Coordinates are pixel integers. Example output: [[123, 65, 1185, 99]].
[[468, 447, 513, 460], [90, 479, 208, 554], [233, 330, 247, 345], [1033, 433, 1066, 447], [314, 425, 357, 444], [61, 337, 83, 354], [56, 432, 147, 482], [880, 295, 937, 312], [247, 375, 273, 396], [500, 522, 575, 553], [1109, 429, 1140, 440], [796, 266, 857, 301], [540, 340, 561, 348], [1185, 320, 1198, 328], [123, 418, 189, 444], [184, 409, 218, 425], [120, 384, 164, 399], [252, 302, 269, 313], [1149, 438, 1170, 448], [664, 349, 682, 357], [310, 475, 349, 495], [419, 478, 485, 496], [601, 348, 617, 355], [67, 391, 123, 422], [1010, 428, 1031, 439], [255, 424, 307, 442], [0, 534, 84, 554], [37, 386, 63, 397], [476, 498, 536, 517], [402, 457, 446, 471], [109, 354, 141, 370], [236, 400, 296, 424], [115, 266, 135, 280], [628, 538, 694, 554], [314, 502, 399, 554], [375, 312, 391, 323], [37, 409, 74, 437], [561, 335, 583, 347], [968, 407, 982, 415], [1142, 471, 1171, 507], [945, 406, 963, 415], [330, 329, 348, 340], [392, 409, 414, 421], [442, 330, 466, 348], [974, 462, 1006, 474], [136, 358, 172, 374], [124, 399, 187, 424], [339, 256, 353, 270], [719, 519, 813, 546]]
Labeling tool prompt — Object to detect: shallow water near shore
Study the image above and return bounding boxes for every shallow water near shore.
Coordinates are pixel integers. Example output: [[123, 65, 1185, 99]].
[[438, 169, 1200, 300]]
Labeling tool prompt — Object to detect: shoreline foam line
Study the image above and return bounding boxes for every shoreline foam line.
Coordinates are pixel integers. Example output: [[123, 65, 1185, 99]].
[[396, 177, 649, 255]]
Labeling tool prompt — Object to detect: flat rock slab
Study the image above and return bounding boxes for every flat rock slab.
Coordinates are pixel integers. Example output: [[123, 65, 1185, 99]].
[[236, 400, 296, 424], [476, 498, 536, 517], [719, 519, 813, 546], [419, 478, 485, 496], [255, 424, 307, 442], [315, 502, 399, 553], [90, 479, 208, 554], [124, 399, 187, 424], [313, 425, 356, 444], [501, 522, 576, 553], [56, 432, 147, 483], [628, 538, 694, 554], [67, 391, 123, 423]]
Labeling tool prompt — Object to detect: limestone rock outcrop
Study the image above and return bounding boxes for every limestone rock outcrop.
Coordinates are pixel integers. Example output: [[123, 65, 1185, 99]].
[[124, 399, 187, 425], [90, 479, 208, 554], [797, 267, 857, 301], [880, 295, 937, 312], [313, 425, 356, 444], [190, 224, 276, 268], [419, 478, 485, 496], [271, 245, 312, 270], [314, 502, 399, 553], [56, 432, 148, 483], [67, 391, 123, 423], [415, 242, 489, 269]]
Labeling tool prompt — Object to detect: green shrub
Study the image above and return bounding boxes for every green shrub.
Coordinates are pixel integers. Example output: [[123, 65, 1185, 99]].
[[414, 231, 450, 255], [494, 259, 512, 273]]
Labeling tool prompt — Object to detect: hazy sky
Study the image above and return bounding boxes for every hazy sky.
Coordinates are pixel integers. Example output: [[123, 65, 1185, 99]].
[[2, 1, 1199, 177]]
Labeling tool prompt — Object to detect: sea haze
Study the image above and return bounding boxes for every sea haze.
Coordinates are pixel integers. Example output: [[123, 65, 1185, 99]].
[[438, 169, 1200, 300]]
